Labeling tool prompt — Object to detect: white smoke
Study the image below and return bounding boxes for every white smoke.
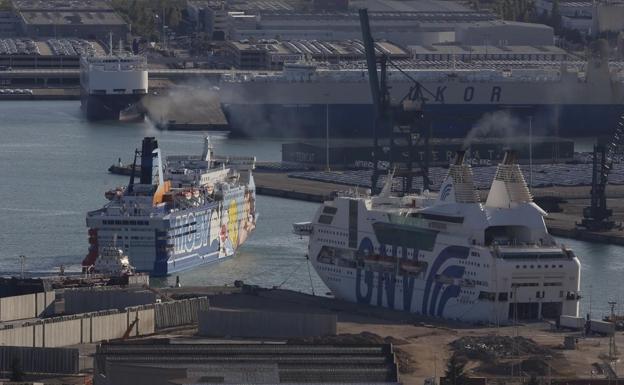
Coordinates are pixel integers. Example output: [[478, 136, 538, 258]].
[[140, 79, 308, 138], [462, 110, 522, 149], [140, 83, 226, 128]]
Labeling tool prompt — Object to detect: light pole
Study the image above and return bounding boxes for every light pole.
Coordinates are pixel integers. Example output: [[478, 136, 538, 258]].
[[529, 115, 533, 192], [325, 101, 330, 171], [18, 255, 26, 278]]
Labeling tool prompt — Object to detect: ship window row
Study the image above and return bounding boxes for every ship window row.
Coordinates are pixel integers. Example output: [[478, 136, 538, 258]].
[[129, 236, 154, 241], [101, 228, 153, 233], [511, 282, 563, 287], [102, 220, 149, 226], [317, 229, 348, 237], [317, 238, 346, 246], [511, 282, 539, 287], [515, 264, 563, 269], [459, 260, 488, 268]]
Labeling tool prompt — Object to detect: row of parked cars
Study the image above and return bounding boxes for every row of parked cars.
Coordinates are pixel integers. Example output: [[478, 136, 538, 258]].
[[47, 39, 96, 56], [0, 38, 39, 55], [0, 89, 34, 95]]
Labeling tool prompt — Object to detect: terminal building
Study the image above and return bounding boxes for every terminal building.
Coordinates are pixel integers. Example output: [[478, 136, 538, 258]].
[[12, 0, 129, 41]]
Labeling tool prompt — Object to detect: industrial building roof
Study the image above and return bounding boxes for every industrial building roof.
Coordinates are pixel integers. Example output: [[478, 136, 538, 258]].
[[349, 0, 475, 12], [95, 342, 399, 385], [12, 0, 114, 11], [230, 0, 297, 11], [229, 39, 408, 58], [408, 44, 568, 56], [19, 10, 126, 26]]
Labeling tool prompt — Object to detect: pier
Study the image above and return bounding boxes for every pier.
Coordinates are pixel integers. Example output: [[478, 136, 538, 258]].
[[254, 171, 624, 244]]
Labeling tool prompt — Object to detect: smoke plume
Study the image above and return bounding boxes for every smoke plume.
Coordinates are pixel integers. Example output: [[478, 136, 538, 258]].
[[462, 110, 521, 149]]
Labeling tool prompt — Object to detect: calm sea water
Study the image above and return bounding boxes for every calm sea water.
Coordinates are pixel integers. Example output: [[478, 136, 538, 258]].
[[0, 101, 621, 316]]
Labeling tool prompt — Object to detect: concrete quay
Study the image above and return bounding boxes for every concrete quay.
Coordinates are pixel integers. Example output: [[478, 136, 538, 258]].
[[0, 283, 622, 384], [254, 171, 624, 245]]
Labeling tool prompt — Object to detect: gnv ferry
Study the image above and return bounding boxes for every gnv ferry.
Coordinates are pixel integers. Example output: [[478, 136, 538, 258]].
[[295, 151, 580, 323], [84, 137, 257, 276]]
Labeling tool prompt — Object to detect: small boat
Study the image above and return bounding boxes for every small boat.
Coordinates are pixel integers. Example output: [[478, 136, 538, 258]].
[[87, 246, 136, 276], [108, 159, 140, 176]]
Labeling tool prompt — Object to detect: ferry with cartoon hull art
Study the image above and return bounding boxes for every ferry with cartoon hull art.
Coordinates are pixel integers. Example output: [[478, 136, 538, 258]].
[[295, 151, 581, 323], [84, 137, 257, 276]]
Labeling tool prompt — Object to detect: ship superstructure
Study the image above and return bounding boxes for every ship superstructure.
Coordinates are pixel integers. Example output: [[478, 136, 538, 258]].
[[219, 59, 624, 138], [296, 151, 580, 323], [80, 53, 148, 121], [84, 137, 257, 276]]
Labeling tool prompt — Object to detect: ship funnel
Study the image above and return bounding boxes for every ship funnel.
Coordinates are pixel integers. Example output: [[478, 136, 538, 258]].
[[437, 150, 479, 204], [202, 136, 213, 163], [454, 150, 466, 166], [502, 149, 517, 165], [485, 150, 532, 208], [140, 137, 159, 185]]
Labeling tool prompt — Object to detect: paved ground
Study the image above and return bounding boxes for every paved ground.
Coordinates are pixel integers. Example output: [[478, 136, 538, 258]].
[[166, 287, 624, 385]]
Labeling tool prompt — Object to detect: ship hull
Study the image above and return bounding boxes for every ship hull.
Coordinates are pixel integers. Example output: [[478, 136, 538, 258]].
[[223, 102, 624, 138], [81, 93, 144, 121]]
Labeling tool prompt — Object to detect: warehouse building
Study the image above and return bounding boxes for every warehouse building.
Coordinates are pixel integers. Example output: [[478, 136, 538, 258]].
[[94, 341, 400, 385], [455, 21, 555, 46], [230, 10, 496, 46], [12, 0, 129, 41]]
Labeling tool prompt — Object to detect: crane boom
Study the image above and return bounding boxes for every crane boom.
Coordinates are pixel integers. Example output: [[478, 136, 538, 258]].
[[579, 114, 624, 231]]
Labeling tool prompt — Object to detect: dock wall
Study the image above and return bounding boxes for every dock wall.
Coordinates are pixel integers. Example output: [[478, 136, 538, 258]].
[[0, 346, 79, 374], [154, 297, 210, 329], [0, 304, 156, 347], [198, 309, 337, 338], [63, 287, 156, 314], [0, 292, 54, 322]]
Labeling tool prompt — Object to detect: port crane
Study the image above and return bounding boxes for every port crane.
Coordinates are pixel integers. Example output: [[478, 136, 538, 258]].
[[578, 114, 624, 231], [359, 8, 438, 195]]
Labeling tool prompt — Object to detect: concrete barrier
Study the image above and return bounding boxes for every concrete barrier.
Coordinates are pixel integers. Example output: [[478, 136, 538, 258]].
[[91, 311, 130, 343], [42, 317, 83, 347], [63, 287, 156, 314], [198, 309, 337, 338], [0, 291, 54, 322], [0, 299, 207, 347], [155, 297, 209, 329], [0, 346, 79, 374], [0, 303, 160, 347]]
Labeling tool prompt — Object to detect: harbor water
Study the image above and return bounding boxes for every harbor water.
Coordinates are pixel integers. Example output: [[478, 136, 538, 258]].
[[0, 100, 621, 318]]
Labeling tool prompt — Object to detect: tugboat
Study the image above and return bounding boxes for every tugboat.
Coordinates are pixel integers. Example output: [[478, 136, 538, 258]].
[[87, 246, 135, 276]]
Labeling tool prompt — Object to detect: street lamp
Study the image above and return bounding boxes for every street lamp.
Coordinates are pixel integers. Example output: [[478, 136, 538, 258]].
[[18, 255, 26, 278]]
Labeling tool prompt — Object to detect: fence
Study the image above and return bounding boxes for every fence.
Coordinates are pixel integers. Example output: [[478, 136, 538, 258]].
[[198, 309, 337, 338], [63, 287, 156, 314], [0, 345, 79, 374], [154, 297, 210, 329], [0, 304, 156, 347], [0, 291, 54, 322]]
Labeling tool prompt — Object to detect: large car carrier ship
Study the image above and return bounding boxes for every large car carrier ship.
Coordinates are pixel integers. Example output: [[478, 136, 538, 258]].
[[80, 52, 148, 121], [218, 58, 624, 138], [84, 137, 257, 276]]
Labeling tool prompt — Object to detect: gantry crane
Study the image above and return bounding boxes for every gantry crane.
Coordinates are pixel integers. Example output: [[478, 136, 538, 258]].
[[359, 8, 436, 195]]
